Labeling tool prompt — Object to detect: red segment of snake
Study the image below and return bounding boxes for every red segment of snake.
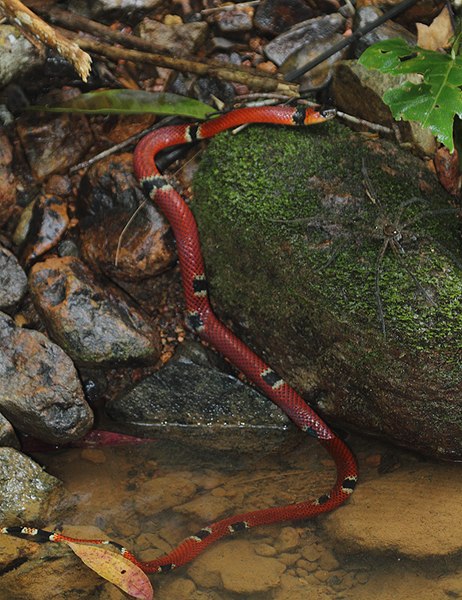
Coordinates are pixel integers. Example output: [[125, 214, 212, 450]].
[[1, 106, 358, 574]]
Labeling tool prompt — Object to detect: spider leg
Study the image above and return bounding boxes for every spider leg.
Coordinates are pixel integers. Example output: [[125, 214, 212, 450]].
[[362, 161, 390, 222], [401, 207, 461, 230], [393, 197, 429, 226], [389, 239, 437, 306], [271, 216, 360, 271], [375, 239, 389, 343], [271, 217, 316, 224], [314, 236, 354, 271]]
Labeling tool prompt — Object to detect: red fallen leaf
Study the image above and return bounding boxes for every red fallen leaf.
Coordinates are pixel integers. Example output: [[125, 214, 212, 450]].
[[66, 541, 153, 600], [72, 430, 154, 447], [434, 146, 462, 195], [20, 430, 155, 453]]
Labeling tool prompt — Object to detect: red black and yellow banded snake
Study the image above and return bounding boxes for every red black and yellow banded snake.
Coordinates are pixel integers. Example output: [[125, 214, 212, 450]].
[[2, 105, 358, 574]]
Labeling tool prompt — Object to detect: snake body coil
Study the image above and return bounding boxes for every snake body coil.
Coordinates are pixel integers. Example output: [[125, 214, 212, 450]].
[[2, 106, 358, 574]]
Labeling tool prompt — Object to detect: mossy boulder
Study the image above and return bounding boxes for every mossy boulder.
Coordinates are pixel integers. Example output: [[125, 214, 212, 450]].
[[192, 120, 462, 460]]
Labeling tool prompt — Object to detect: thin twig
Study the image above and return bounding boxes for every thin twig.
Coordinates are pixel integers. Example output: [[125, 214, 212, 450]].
[[69, 116, 178, 174], [41, 5, 171, 56], [115, 198, 147, 266], [202, 1, 261, 15], [337, 111, 394, 136], [60, 29, 299, 96]]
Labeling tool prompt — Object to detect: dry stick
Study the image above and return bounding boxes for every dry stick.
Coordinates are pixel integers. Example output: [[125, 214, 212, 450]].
[[46, 7, 296, 88], [336, 110, 394, 136], [69, 115, 180, 175], [64, 33, 299, 95], [0, 0, 91, 82], [202, 1, 261, 15], [41, 6, 291, 87], [42, 5, 171, 56]]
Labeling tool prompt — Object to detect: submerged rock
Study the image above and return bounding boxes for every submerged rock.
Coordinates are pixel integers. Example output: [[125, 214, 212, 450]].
[[192, 120, 462, 460], [187, 539, 286, 593], [323, 462, 462, 558]]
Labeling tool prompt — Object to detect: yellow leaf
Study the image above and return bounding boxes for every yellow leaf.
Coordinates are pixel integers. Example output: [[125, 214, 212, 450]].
[[416, 7, 454, 51], [66, 541, 153, 600]]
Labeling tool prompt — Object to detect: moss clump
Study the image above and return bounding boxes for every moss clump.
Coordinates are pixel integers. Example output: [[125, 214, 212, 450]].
[[193, 121, 462, 355], [191, 120, 462, 458]]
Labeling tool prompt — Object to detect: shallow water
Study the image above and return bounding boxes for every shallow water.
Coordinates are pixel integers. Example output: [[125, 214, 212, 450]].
[[33, 431, 462, 600]]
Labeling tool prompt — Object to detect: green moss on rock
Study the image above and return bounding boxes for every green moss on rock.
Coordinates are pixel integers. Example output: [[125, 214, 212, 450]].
[[191, 119, 462, 459]]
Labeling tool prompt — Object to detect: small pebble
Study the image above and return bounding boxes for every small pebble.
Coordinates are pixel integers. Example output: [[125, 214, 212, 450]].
[[355, 571, 370, 584], [314, 569, 330, 583]]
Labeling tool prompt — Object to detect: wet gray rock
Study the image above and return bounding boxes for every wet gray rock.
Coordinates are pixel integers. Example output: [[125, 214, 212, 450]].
[[263, 14, 345, 66], [0, 25, 45, 89], [106, 341, 297, 452], [194, 76, 236, 107], [0, 312, 93, 443], [29, 256, 162, 368], [0, 246, 28, 311], [280, 32, 349, 91], [353, 5, 416, 58], [137, 19, 209, 54], [212, 8, 253, 35], [255, 0, 313, 36], [0, 447, 74, 526]]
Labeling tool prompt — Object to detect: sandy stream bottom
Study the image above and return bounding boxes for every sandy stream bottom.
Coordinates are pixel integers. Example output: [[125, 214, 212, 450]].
[[26, 432, 462, 600]]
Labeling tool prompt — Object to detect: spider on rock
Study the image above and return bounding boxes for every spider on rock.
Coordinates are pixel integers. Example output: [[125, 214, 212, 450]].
[[273, 160, 462, 343]]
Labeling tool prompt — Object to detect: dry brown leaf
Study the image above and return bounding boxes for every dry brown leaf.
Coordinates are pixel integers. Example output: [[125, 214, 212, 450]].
[[416, 6, 454, 51], [66, 541, 153, 599]]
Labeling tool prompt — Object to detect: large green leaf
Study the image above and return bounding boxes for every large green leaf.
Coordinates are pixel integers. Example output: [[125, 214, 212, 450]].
[[26, 90, 212, 120], [358, 38, 462, 151]]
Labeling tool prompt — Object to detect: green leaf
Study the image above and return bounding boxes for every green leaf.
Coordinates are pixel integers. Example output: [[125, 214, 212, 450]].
[[359, 39, 462, 152], [383, 81, 457, 149], [25, 90, 212, 120]]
